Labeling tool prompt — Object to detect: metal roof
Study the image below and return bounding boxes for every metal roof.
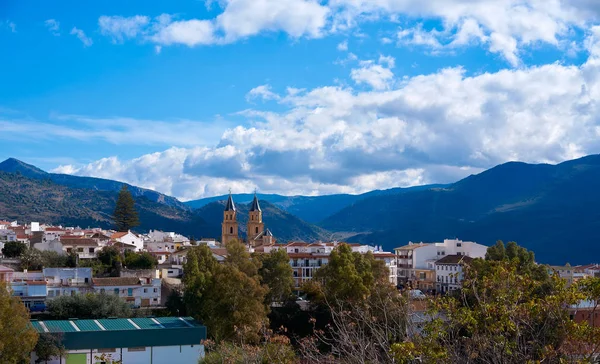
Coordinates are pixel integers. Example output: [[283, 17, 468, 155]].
[[30, 317, 206, 350]]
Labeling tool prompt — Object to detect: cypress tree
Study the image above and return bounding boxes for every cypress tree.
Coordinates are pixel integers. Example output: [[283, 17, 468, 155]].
[[113, 185, 140, 232]]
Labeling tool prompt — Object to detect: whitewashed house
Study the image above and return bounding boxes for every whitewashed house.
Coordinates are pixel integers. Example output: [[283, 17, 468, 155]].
[[92, 277, 162, 307], [111, 231, 144, 252], [435, 255, 474, 294]]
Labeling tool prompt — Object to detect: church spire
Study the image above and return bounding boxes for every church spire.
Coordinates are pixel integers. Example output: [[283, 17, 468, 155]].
[[224, 191, 236, 211], [249, 192, 261, 212]]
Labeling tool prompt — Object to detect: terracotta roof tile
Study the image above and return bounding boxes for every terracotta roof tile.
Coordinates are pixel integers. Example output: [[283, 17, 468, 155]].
[[111, 232, 129, 239]]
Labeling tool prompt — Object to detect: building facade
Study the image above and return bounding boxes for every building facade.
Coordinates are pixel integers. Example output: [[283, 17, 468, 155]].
[[435, 254, 473, 294]]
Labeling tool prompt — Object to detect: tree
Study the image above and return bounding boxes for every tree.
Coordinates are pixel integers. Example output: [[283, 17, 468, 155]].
[[113, 185, 139, 232], [98, 246, 121, 267], [225, 239, 260, 278], [1, 241, 27, 258], [20, 247, 45, 270], [46, 293, 132, 320], [202, 334, 296, 364], [34, 333, 66, 363], [0, 281, 39, 363], [124, 251, 157, 269], [183, 244, 268, 343], [256, 248, 294, 304]]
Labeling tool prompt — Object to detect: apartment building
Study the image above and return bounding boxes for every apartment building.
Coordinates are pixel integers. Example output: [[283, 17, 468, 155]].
[[92, 277, 162, 307], [395, 239, 488, 291], [435, 254, 474, 294]]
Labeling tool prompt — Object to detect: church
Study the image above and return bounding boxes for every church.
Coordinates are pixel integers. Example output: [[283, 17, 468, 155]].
[[221, 193, 275, 247]]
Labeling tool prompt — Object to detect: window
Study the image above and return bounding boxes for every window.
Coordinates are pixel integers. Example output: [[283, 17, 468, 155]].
[[251, 215, 254, 220], [100, 288, 105, 294], [144, 288, 148, 293], [230, 227, 233, 234], [66, 248, 72, 253], [77, 248, 83, 252], [153, 288, 158, 293], [85, 278, 89, 283], [114, 288, 119, 295], [128, 288, 133, 296], [89, 248, 95, 253], [456, 243, 462, 247], [419, 272, 426, 280], [255, 227, 259, 234]]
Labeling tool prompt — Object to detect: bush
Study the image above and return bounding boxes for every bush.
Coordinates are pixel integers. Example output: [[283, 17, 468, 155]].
[[2, 241, 27, 257], [46, 293, 132, 320]]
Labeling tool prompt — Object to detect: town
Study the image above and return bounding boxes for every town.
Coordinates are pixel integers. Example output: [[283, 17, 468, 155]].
[[1, 192, 599, 363]]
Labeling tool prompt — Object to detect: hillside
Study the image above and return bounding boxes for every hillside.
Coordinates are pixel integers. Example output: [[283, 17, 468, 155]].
[[0, 171, 326, 243], [0, 158, 187, 210], [185, 184, 448, 223], [320, 155, 600, 264]]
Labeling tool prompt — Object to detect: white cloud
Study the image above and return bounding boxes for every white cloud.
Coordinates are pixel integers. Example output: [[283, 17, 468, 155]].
[[99, 15, 149, 43], [53, 49, 600, 199], [350, 56, 395, 90], [246, 85, 281, 102], [44, 19, 60, 36], [151, 18, 216, 46], [70, 27, 93, 47], [337, 40, 348, 51]]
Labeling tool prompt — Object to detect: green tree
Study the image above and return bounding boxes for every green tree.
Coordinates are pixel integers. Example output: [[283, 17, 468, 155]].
[[0, 281, 39, 363], [20, 247, 45, 270], [98, 246, 121, 266], [124, 251, 157, 269], [183, 244, 268, 343], [225, 239, 260, 278], [34, 333, 66, 363], [256, 248, 294, 304], [113, 185, 139, 232], [307, 243, 389, 303], [47, 293, 132, 320], [1, 241, 27, 258]]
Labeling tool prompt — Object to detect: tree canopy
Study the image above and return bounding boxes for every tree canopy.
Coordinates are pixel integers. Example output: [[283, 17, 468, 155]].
[[124, 251, 157, 270], [256, 248, 294, 304], [0, 281, 39, 363], [113, 185, 139, 232], [1, 241, 27, 258], [46, 293, 132, 320]]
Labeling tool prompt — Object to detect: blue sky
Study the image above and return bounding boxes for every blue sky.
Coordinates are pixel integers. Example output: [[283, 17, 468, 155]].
[[1, 0, 600, 200]]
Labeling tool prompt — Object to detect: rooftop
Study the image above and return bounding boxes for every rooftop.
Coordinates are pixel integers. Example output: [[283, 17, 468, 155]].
[[436, 254, 474, 265], [92, 277, 141, 286], [30, 317, 206, 350], [395, 243, 432, 251]]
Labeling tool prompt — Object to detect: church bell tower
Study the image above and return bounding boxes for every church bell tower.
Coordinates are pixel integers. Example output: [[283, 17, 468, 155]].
[[247, 193, 264, 245], [221, 192, 239, 244]]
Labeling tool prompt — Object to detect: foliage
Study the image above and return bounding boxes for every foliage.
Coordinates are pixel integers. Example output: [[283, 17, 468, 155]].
[[183, 243, 269, 343], [256, 248, 294, 304], [0, 281, 39, 363], [46, 293, 132, 320], [306, 243, 388, 303], [402, 258, 586, 363], [1, 240, 27, 257], [93, 353, 122, 364], [113, 185, 140, 232], [165, 289, 187, 316], [201, 334, 296, 364], [225, 239, 260, 278], [98, 246, 121, 266], [34, 333, 66, 363], [124, 250, 157, 269], [19, 248, 78, 270]]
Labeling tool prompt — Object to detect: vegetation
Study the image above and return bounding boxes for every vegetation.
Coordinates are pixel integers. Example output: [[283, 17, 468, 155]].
[[201, 334, 296, 364], [1, 241, 27, 258], [123, 250, 157, 269], [33, 333, 66, 364], [113, 185, 140, 232], [46, 293, 132, 320], [0, 281, 39, 363], [19, 248, 77, 270], [256, 248, 294, 304], [183, 241, 269, 343]]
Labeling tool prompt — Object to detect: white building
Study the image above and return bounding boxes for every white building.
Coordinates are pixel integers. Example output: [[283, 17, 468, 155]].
[[92, 277, 162, 307], [435, 255, 474, 294], [147, 230, 190, 245], [395, 239, 488, 291], [112, 231, 144, 252]]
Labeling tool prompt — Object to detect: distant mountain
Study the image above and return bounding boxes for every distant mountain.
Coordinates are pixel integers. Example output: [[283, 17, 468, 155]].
[[320, 154, 600, 265], [185, 184, 448, 223], [0, 170, 327, 243], [0, 171, 206, 235], [194, 200, 329, 242], [0, 158, 187, 210]]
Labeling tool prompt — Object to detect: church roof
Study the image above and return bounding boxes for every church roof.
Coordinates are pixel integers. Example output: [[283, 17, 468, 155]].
[[224, 193, 236, 211], [249, 194, 261, 212], [265, 229, 273, 237]]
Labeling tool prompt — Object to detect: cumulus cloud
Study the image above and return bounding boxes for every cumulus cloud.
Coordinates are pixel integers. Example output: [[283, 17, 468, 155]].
[[70, 27, 93, 47], [49, 42, 600, 199], [44, 19, 60, 36], [350, 56, 395, 90], [337, 40, 348, 51], [246, 85, 281, 102]]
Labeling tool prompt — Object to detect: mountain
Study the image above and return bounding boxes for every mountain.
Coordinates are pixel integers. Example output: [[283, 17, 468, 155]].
[[0, 170, 326, 242], [320, 155, 600, 265], [185, 184, 448, 223], [0, 158, 187, 210]]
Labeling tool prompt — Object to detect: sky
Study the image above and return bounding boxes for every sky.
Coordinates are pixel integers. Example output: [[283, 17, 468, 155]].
[[1, 0, 600, 201]]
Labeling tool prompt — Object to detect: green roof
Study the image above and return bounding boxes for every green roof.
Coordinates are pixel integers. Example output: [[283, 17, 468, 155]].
[[30, 317, 207, 350], [97, 318, 137, 331], [74, 319, 102, 332]]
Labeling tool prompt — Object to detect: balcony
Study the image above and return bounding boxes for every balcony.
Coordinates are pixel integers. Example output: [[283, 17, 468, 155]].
[[397, 264, 413, 269]]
